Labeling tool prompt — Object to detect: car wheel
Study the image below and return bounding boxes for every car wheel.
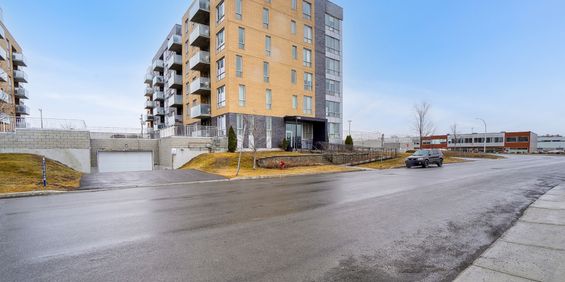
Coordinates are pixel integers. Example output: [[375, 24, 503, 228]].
[[423, 160, 429, 168], [406, 164, 411, 168], [438, 159, 443, 167]]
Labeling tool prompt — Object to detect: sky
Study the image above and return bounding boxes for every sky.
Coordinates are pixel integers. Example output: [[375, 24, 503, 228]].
[[2, 0, 565, 136]]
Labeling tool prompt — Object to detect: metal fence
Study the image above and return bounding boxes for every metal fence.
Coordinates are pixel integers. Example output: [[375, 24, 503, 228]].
[[155, 124, 223, 138], [314, 141, 398, 165], [0, 116, 87, 132]]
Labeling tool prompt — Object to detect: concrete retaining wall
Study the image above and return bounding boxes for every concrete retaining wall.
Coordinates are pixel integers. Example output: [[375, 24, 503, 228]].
[[0, 130, 91, 173], [257, 154, 329, 168], [159, 137, 228, 169]]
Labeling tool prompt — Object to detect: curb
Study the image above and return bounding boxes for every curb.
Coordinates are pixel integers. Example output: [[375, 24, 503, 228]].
[[0, 190, 67, 199]]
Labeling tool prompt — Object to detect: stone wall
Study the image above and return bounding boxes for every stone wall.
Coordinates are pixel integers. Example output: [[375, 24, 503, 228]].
[[256, 154, 329, 168], [0, 130, 91, 173]]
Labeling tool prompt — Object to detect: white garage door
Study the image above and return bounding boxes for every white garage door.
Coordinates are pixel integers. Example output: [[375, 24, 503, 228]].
[[97, 151, 153, 173]]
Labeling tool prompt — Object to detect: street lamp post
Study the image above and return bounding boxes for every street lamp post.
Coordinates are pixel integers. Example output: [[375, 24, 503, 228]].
[[476, 118, 487, 153]]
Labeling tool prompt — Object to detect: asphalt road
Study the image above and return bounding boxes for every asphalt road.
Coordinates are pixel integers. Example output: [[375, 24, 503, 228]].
[[1, 155, 564, 282]]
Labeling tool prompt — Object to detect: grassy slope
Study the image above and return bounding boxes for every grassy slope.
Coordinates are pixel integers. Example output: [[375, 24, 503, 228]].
[[0, 154, 82, 194], [181, 151, 356, 178], [359, 152, 467, 170]]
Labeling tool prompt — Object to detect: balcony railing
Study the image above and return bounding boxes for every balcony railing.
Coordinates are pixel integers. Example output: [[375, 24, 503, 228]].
[[189, 0, 210, 24], [153, 90, 165, 100], [12, 52, 27, 67], [152, 59, 164, 71], [14, 70, 28, 83], [153, 75, 164, 86], [189, 23, 210, 47], [167, 34, 182, 52], [145, 100, 155, 109], [15, 87, 28, 99], [15, 105, 30, 115], [190, 103, 211, 119], [166, 73, 182, 89], [189, 50, 210, 72], [144, 87, 154, 97], [166, 95, 183, 108], [144, 73, 154, 84], [165, 53, 182, 70], [0, 89, 10, 103], [189, 76, 211, 95], [0, 69, 8, 82], [154, 107, 166, 116], [166, 114, 183, 126], [144, 114, 154, 121]]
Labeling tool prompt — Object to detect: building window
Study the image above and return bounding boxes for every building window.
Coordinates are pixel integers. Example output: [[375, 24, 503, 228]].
[[217, 115, 226, 136], [326, 57, 340, 76], [292, 95, 298, 109], [329, 123, 340, 140], [325, 14, 340, 33], [326, 101, 341, 118], [326, 35, 340, 55], [303, 1, 312, 20], [518, 136, 529, 142], [303, 96, 312, 114], [236, 114, 244, 137], [216, 29, 225, 52], [216, 1, 225, 23], [303, 48, 312, 67], [217, 85, 226, 108], [291, 0, 297, 10], [263, 8, 269, 29], [236, 55, 243, 77], [216, 57, 225, 80], [263, 62, 269, 82], [304, 25, 312, 44], [291, 69, 297, 84], [265, 35, 271, 56], [266, 89, 272, 110], [239, 84, 246, 107], [266, 116, 272, 148], [291, 20, 297, 34], [292, 45, 297, 60], [235, 0, 243, 19], [326, 79, 340, 96], [238, 27, 245, 49], [304, 72, 313, 91]]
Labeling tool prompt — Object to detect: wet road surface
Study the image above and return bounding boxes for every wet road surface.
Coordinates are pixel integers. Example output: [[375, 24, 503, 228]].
[[79, 169, 226, 189], [1, 155, 565, 281]]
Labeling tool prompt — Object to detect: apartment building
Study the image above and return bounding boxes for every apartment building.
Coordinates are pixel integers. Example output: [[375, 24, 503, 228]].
[[143, 25, 184, 132], [181, 0, 344, 149], [537, 135, 565, 153], [0, 9, 29, 124], [421, 131, 538, 153]]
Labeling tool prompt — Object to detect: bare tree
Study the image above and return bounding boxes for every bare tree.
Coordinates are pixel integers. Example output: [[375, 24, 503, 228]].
[[235, 115, 265, 176], [412, 101, 435, 147], [450, 123, 458, 151]]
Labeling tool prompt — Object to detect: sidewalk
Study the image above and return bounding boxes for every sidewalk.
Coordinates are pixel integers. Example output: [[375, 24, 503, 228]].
[[455, 184, 565, 282]]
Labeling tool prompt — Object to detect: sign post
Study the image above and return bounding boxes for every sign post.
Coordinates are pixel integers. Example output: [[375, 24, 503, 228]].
[[42, 157, 47, 189]]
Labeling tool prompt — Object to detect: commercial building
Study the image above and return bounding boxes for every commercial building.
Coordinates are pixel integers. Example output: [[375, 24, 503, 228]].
[[537, 135, 565, 153], [178, 0, 343, 149], [0, 8, 29, 124], [421, 131, 538, 154], [144, 25, 184, 132]]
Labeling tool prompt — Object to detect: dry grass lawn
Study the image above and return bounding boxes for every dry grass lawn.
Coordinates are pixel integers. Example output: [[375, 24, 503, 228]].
[[359, 152, 467, 170], [0, 154, 82, 194], [180, 151, 357, 178]]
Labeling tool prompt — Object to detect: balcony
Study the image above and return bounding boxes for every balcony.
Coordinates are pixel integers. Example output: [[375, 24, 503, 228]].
[[144, 114, 154, 122], [0, 90, 10, 103], [166, 114, 183, 125], [14, 70, 28, 83], [165, 53, 182, 71], [15, 87, 29, 99], [144, 87, 154, 97], [0, 47, 6, 61], [189, 23, 210, 47], [154, 107, 166, 116], [144, 73, 154, 84], [167, 34, 182, 52], [16, 105, 30, 115], [189, 76, 211, 95], [189, 0, 210, 24], [153, 90, 165, 101], [12, 52, 27, 67], [145, 100, 155, 109], [152, 59, 164, 72], [166, 95, 183, 108], [153, 75, 164, 86], [166, 72, 182, 89], [190, 103, 211, 119], [189, 50, 210, 72], [0, 69, 7, 82]]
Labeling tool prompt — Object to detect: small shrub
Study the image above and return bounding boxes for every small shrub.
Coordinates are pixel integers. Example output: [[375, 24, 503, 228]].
[[228, 126, 237, 153], [280, 138, 290, 151]]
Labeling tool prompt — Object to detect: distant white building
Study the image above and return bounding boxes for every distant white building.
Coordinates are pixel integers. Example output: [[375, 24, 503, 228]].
[[537, 135, 565, 153]]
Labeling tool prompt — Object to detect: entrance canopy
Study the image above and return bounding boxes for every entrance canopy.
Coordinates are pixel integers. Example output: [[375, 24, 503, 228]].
[[284, 116, 327, 149]]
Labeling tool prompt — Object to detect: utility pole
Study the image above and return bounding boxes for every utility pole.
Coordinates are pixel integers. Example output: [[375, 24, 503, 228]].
[[476, 118, 487, 153], [38, 108, 43, 129]]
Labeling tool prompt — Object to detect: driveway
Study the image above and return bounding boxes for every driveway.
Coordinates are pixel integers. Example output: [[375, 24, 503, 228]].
[[1, 155, 565, 281], [79, 169, 226, 189]]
